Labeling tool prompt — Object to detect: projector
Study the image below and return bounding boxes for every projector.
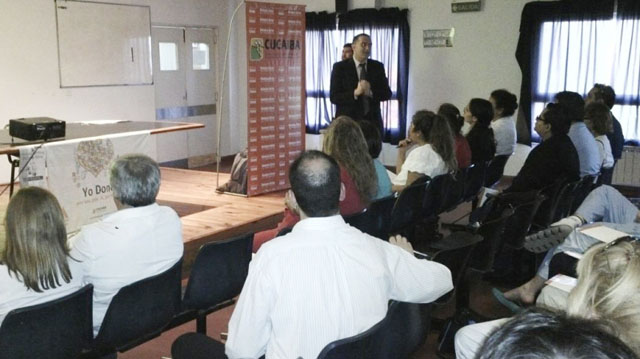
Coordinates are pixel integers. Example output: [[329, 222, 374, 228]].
[[9, 117, 66, 141]]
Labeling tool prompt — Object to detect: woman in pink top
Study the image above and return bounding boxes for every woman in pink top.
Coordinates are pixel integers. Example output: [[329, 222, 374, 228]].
[[253, 116, 375, 252]]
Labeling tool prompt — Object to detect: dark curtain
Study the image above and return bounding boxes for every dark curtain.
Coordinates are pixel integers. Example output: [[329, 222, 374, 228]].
[[338, 8, 410, 144], [516, 0, 615, 144], [305, 12, 337, 133]]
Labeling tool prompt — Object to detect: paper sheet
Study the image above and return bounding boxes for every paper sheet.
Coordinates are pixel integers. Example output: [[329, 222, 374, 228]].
[[545, 274, 578, 293], [578, 225, 630, 243]]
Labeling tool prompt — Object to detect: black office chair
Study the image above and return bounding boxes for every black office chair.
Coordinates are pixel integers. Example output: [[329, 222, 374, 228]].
[[0, 284, 93, 359], [318, 301, 424, 359], [344, 195, 395, 240], [484, 154, 510, 188], [388, 175, 430, 239], [84, 258, 183, 358], [596, 166, 614, 186], [439, 169, 467, 213], [463, 161, 489, 203], [171, 301, 422, 359], [171, 332, 227, 359], [436, 206, 514, 356], [571, 175, 597, 213], [168, 234, 253, 334]]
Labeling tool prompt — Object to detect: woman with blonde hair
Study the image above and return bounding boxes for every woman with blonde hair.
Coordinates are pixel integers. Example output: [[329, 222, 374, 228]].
[[0, 187, 83, 325], [455, 238, 640, 358], [392, 110, 456, 192], [565, 239, 640, 355], [252, 116, 374, 251]]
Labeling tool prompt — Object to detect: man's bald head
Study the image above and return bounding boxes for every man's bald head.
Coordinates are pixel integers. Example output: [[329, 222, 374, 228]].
[[289, 151, 341, 217]]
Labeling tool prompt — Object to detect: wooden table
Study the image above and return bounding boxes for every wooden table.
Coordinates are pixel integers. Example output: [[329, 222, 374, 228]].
[[0, 120, 203, 155], [2, 120, 204, 195]]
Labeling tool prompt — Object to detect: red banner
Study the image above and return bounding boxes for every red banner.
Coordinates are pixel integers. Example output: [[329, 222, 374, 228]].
[[246, 1, 306, 196]]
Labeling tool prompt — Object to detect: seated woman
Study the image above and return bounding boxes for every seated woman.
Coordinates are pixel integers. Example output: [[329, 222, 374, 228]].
[[463, 98, 496, 164], [488, 89, 518, 157], [392, 110, 457, 192], [438, 103, 471, 169], [584, 102, 614, 171], [0, 187, 84, 325], [253, 116, 375, 251], [456, 238, 640, 358], [506, 103, 579, 193], [358, 120, 392, 200]]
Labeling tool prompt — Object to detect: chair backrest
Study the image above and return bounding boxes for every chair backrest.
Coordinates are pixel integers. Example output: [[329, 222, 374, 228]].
[[571, 175, 597, 213], [344, 195, 395, 240], [469, 205, 516, 272], [484, 155, 510, 188], [498, 190, 547, 249], [317, 301, 424, 359], [93, 258, 183, 353], [0, 284, 93, 359], [440, 169, 467, 213], [596, 166, 614, 186], [182, 234, 253, 310], [422, 173, 450, 218], [533, 177, 569, 229], [550, 179, 581, 223], [463, 161, 489, 201], [388, 176, 430, 236]]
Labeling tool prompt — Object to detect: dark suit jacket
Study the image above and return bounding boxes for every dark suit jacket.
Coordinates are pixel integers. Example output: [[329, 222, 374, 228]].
[[506, 134, 580, 193], [330, 58, 392, 131]]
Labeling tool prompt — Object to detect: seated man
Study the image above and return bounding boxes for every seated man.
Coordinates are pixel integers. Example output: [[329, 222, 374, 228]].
[[70, 154, 184, 335], [225, 150, 452, 359], [499, 184, 639, 305]]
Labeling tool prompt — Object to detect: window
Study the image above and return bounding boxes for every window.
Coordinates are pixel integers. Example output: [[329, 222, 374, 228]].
[[192, 43, 210, 70], [159, 42, 178, 71], [533, 18, 640, 140], [305, 28, 401, 131]]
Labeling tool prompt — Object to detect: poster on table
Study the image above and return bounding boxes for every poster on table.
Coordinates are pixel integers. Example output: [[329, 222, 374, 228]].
[[245, 1, 306, 196], [19, 131, 153, 234]]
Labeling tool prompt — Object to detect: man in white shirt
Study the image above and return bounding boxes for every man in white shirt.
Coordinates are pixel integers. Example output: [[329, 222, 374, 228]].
[[225, 150, 453, 359], [70, 154, 183, 336]]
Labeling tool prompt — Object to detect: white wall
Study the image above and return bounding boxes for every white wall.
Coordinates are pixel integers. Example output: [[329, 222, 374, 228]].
[[0, 0, 234, 179], [0, 0, 536, 182]]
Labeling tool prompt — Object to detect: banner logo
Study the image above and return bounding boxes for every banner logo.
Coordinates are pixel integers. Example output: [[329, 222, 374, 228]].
[[250, 38, 264, 61]]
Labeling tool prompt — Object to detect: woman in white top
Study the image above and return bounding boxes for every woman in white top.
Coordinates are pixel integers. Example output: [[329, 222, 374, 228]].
[[584, 102, 614, 170], [489, 89, 518, 156], [392, 110, 457, 192], [0, 187, 83, 326]]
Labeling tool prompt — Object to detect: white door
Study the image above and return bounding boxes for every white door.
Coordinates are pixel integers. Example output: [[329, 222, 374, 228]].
[[152, 26, 217, 166]]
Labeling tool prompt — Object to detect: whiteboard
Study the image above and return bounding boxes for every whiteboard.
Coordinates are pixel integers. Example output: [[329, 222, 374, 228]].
[[55, 0, 152, 87]]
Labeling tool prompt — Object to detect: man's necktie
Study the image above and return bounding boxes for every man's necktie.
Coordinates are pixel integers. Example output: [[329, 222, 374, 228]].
[[359, 63, 370, 116]]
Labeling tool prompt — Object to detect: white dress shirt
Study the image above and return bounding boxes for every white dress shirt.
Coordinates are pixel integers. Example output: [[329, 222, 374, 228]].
[[225, 215, 452, 359], [0, 258, 84, 326], [393, 143, 449, 186], [490, 116, 516, 156], [69, 203, 183, 336]]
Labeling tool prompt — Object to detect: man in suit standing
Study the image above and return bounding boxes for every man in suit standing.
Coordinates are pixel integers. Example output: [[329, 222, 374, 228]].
[[330, 33, 392, 133]]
